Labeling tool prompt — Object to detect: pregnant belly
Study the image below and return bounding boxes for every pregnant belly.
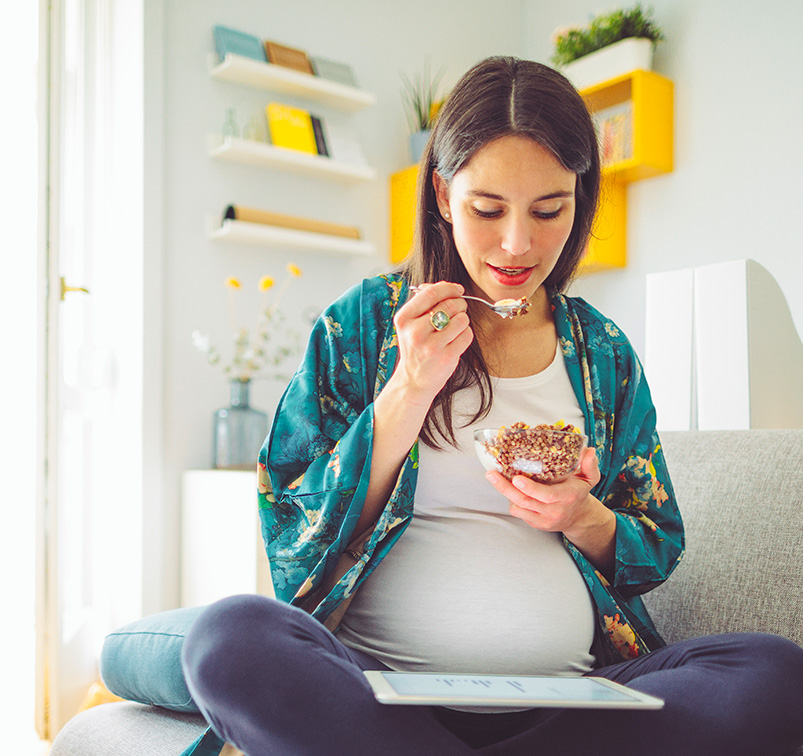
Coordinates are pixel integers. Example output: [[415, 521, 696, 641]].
[[336, 512, 597, 676]]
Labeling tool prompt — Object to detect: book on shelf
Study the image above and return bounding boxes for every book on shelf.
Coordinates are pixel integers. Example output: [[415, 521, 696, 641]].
[[311, 116, 329, 157], [264, 40, 314, 75], [319, 117, 368, 166], [310, 56, 358, 87], [593, 102, 633, 167], [213, 25, 267, 63], [224, 205, 361, 239], [267, 103, 329, 156]]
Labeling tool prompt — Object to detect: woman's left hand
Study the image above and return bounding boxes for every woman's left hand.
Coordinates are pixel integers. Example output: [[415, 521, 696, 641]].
[[484, 447, 617, 574]]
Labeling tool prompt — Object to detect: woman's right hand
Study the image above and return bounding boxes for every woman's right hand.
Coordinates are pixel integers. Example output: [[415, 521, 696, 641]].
[[357, 281, 474, 533], [391, 281, 474, 405]]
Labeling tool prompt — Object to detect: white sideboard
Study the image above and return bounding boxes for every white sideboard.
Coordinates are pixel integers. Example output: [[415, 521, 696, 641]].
[[181, 470, 275, 606]]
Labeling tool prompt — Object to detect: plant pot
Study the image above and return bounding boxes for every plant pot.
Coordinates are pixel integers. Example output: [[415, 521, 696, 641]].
[[409, 130, 430, 164], [561, 37, 654, 91], [212, 379, 269, 470]]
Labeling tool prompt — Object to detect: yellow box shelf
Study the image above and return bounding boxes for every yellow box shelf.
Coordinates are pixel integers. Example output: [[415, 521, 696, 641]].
[[580, 68, 674, 272], [579, 176, 627, 274], [390, 164, 419, 264], [583, 69, 673, 183]]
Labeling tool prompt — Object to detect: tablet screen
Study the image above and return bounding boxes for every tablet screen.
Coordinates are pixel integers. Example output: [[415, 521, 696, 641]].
[[364, 671, 664, 710], [387, 673, 633, 701]]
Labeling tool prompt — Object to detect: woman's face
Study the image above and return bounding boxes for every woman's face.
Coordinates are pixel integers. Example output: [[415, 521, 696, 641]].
[[434, 135, 576, 304]]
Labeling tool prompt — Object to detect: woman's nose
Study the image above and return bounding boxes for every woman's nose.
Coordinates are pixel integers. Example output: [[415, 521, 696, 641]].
[[500, 214, 532, 256]]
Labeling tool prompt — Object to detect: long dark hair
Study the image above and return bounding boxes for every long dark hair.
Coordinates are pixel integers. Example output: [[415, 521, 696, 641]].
[[401, 56, 600, 449]]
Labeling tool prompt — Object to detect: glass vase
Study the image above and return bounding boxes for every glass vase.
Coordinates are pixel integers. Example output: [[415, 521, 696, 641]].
[[213, 380, 268, 470]]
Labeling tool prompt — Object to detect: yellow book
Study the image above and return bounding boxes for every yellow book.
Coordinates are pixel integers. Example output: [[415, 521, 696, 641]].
[[266, 102, 317, 155]]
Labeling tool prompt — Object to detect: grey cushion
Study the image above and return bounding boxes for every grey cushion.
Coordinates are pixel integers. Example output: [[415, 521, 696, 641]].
[[49, 702, 207, 756], [644, 429, 803, 648]]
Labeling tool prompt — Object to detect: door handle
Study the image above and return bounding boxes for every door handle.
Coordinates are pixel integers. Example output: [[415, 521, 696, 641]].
[[60, 277, 90, 301]]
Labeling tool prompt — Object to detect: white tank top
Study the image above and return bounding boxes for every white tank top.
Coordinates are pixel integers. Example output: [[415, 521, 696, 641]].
[[337, 347, 596, 686]]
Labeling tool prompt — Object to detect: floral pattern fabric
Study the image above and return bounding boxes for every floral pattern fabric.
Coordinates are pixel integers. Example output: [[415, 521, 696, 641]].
[[259, 274, 685, 666]]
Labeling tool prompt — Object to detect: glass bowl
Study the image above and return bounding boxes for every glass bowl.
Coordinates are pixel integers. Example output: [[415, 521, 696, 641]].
[[474, 426, 588, 483]]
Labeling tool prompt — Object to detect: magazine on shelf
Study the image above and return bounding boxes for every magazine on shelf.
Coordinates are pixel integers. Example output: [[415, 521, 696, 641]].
[[310, 56, 359, 87], [593, 102, 633, 166], [212, 25, 267, 63], [266, 103, 321, 156], [264, 40, 315, 75]]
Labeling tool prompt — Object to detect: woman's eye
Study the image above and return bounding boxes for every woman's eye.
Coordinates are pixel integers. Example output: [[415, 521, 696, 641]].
[[471, 206, 503, 219], [533, 208, 563, 220]]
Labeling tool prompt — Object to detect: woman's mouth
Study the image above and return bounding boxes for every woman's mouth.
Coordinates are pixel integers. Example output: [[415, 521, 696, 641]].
[[488, 265, 533, 286]]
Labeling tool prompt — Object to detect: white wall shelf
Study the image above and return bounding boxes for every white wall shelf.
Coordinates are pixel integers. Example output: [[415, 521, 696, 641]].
[[208, 217, 375, 256], [208, 134, 376, 183], [209, 53, 376, 113]]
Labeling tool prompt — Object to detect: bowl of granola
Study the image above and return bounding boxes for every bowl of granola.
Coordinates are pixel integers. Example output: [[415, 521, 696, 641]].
[[474, 422, 587, 483]]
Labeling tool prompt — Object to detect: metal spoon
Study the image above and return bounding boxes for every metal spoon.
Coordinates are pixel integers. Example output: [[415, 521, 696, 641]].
[[409, 285, 531, 319]]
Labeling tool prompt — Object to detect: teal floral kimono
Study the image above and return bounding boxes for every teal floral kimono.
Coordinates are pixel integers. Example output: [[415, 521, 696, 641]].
[[259, 273, 684, 665], [182, 273, 685, 755]]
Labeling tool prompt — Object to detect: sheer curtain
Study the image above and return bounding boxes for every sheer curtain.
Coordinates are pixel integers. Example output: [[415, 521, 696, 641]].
[[29, 0, 146, 739], [0, 2, 46, 752]]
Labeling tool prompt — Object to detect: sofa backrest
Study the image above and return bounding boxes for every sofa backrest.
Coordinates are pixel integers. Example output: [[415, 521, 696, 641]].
[[642, 429, 803, 648]]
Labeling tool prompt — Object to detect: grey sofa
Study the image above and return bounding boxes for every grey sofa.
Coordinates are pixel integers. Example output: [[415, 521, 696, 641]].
[[50, 429, 803, 756]]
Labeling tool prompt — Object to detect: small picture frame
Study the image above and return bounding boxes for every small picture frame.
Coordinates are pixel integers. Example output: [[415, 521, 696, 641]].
[[264, 41, 314, 75]]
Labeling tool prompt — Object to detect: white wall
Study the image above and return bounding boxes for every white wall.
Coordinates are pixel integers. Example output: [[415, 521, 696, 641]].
[[524, 0, 803, 356], [154, 0, 526, 608]]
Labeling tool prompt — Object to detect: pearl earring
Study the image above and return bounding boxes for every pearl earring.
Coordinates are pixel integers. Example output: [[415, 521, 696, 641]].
[[444, 212, 451, 220]]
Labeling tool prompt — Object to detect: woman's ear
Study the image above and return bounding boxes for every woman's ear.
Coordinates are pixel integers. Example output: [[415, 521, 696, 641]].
[[432, 171, 452, 222]]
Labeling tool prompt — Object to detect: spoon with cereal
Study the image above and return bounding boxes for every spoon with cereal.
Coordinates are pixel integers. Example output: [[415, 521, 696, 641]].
[[409, 285, 531, 319]]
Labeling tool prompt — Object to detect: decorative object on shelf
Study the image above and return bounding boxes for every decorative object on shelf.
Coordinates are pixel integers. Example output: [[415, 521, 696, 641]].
[[212, 379, 269, 469], [266, 102, 324, 156], [192, 266, 304, 468], [222, 107, 239, 138], [401, 63, 445, 164], [213, 24, 267, 63], [551, 4, 663, 90], [264, 40, 314, 75], [244, 112, 267, 142], [321, 118, 369, 167], [223, 204, 361, 240], [310, 56, 358, 87], [192, 265, 303, 382], [594, 101, 633, 166]]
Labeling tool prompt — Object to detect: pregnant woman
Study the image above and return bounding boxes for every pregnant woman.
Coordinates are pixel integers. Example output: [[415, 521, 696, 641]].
[[182, 56, 803, 756]]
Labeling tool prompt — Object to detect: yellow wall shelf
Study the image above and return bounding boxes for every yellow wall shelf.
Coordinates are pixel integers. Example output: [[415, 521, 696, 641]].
[[388, 69, 673, 273], [389, 164, 419, 264], [580, 68, 674, 273]]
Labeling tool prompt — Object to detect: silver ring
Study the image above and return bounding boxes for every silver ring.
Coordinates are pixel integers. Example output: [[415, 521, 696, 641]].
[[430, 310, 451, 331]]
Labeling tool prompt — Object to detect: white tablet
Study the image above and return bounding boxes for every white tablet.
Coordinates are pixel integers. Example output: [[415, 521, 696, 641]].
[[364, 671, 664, 710]]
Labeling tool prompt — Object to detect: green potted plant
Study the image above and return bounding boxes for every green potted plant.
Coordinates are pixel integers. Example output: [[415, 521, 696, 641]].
[[401, 63, 445, 164], [551, 4, 664, 90]]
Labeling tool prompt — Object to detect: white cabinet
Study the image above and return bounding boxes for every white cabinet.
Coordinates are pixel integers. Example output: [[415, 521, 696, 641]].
[[181, 470, 274, 607]]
